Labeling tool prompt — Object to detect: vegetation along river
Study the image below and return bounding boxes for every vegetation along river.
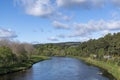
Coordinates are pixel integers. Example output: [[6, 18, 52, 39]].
[[0, 57, 115, 80]]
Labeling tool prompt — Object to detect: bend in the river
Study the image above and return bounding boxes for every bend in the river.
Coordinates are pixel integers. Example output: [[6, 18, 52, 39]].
[[0, 57, 115, 80]]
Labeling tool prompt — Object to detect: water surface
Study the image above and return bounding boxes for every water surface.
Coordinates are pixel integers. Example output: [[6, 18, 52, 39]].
[[0, 57, 113, 80]]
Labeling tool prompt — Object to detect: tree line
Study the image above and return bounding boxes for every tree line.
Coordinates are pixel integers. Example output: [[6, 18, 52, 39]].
[[35, 32, 120, 66], [0, 39, 36, 67]]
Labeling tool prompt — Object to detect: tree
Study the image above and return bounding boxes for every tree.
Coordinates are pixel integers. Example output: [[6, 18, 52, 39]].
[[0, 46, 16, 67]]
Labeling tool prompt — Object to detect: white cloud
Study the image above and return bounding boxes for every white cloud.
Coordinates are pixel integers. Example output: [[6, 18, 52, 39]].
[[106, 20, 120, 30], [101, 30, 110, 36], [56, 12, 71, 20], [62, 15, 72, 21], [52, 21, 69, 29], [56, 0, 105, 9], [67, 20, 120, 37], [0, 28, 17, 39], [15, 0, 73, 21], [56, 0, 87, 7], [15, 0, 54, 17], [47, 37, 59, 41], [77, 37, 90, 42]]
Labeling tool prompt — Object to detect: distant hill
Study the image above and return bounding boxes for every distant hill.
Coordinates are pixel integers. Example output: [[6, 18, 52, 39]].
[[34, 42, 81, 48]]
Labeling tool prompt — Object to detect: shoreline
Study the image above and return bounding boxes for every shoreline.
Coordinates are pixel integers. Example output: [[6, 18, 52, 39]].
[[0, 56, 50, 75], [68, 56, 119, 80], [0, 55, 119, 80]]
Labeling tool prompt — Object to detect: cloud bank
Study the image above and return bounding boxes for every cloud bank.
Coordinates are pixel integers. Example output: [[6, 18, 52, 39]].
[[0, 28, 17, 39], [15, 0, 54, 18], [52, 21, 69, 29], [64, 20, 120, 38], [47, 37, 59, 41], [56, 0, 105, 9]]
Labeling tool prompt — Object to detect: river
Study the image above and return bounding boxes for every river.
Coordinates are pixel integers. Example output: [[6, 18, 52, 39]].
[[0, 57, 114, 80]]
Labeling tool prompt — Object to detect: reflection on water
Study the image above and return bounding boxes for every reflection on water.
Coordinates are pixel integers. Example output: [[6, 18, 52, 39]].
[[0, 57, 112, 80]]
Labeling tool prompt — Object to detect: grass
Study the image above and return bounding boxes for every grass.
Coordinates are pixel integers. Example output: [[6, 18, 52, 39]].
[[0, 55, 50, 75], [69, 56, 120, 80]]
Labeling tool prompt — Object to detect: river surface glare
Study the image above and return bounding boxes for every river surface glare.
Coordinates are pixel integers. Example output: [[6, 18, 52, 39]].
[[0, 57, 112, 80]]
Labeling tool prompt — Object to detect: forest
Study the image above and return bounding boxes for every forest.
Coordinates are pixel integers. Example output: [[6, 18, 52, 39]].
[[35, 32, 120, 66]]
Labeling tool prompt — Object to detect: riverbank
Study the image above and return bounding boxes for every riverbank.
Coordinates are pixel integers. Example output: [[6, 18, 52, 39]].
[[69, 56, 120, 80], [0, 55, 50, 75]]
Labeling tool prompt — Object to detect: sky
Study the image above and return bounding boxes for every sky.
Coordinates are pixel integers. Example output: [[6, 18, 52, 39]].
[[0, 0, 120, 43]]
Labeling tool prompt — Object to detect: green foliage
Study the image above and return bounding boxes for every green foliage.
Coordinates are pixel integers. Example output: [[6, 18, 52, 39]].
[[0, 55, 49, 75], [0, 39, 50, 75], [35, 32, 120, 66], [0, 46, 16, 67]]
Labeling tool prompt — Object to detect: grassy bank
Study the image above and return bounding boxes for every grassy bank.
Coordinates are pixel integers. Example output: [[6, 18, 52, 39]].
[[68, 56, 120, 80], [0, 55, 50, 75]]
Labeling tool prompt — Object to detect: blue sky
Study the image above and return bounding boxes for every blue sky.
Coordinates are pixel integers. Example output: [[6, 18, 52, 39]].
[[0, 0, 120, 43]]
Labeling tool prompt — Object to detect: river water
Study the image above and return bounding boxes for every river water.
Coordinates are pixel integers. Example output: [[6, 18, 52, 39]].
[[0, 57, 114, 80]]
